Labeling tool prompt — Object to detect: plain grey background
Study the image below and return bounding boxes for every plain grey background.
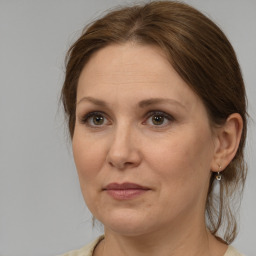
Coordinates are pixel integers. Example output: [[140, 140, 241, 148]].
[[0, 0, 255, 256]]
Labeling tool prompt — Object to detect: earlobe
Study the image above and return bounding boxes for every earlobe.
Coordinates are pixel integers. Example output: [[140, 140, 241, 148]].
[[211, 113, 243, 172]]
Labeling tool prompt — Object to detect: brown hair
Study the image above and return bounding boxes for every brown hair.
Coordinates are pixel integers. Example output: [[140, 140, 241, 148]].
[[61, 1, 247, 243]]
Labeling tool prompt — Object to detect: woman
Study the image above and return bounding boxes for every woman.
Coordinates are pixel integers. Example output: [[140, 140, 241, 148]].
[[60, 1, 247, 255]]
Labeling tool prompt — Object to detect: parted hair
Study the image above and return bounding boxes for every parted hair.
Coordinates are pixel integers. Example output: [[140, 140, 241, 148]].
[[61, 1, 247, 243]]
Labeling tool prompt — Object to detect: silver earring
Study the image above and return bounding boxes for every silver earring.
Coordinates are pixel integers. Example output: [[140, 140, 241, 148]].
[[216, 165, 222, 181], [216, 172, 222, 181]]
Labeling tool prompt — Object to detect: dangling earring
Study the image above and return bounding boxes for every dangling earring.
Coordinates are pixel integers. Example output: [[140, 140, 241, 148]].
[[216, 165, 222, 181]]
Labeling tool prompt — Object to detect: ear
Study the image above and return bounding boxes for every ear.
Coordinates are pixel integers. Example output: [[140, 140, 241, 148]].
[[211, 113, 243, 172]]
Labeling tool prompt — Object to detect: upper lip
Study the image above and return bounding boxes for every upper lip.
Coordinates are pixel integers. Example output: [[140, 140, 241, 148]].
[[103, 182, 150, 190]]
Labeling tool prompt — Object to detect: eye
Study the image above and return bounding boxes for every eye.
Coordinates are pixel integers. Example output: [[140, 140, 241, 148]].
[[91, 115, 105, 125], [144, 111, 174, 127], [151, 115, 166, 125], [80, 112, 110, 127]]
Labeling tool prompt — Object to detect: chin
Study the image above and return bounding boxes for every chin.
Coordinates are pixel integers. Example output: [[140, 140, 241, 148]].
[[95, 208, 155, 236]]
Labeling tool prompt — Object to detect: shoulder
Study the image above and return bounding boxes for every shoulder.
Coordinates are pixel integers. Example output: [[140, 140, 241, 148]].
[[58, 236, 104, 256], [224, 246, 246, 256]]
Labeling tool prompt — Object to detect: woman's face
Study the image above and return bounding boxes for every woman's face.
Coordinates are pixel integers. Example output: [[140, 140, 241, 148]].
[[73, 43, 218, 236]]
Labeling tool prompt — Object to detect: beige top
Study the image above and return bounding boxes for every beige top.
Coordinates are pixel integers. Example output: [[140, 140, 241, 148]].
[[59, 236, 245, 256]]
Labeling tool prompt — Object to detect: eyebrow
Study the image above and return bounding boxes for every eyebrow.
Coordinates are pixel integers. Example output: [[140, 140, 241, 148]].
[[138, 98, 186, 109], [76, 96, 186, 109], [76, 96, 108, 107]]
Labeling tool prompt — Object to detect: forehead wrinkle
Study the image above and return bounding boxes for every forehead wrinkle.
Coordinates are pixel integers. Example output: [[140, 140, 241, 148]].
[[92, 71, 165, 84]]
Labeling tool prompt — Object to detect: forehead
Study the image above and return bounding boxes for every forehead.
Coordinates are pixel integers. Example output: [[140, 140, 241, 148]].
[[79, 43, 172, 84], [77, 43, 201, 110]]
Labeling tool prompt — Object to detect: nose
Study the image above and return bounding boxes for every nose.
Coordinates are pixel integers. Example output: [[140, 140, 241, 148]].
[[106, 125, 142, 170]]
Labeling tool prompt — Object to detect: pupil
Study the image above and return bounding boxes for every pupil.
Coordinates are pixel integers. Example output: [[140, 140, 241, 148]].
[[153, 115, 163, 125], [93, 116, 104, 125]]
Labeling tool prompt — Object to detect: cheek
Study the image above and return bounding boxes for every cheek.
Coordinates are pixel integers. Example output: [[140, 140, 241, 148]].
[[145, 126, 214, 191], [72, 131, 105, 183], [72, 133, 107, 215], [153, 132, 213, 218]]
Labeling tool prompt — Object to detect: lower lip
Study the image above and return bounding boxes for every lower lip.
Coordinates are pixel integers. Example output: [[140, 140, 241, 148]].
[[105, 189, 149, 200]]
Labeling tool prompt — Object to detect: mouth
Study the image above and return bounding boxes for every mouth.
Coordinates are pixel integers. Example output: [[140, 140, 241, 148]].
[[103, 182, 150, 200]]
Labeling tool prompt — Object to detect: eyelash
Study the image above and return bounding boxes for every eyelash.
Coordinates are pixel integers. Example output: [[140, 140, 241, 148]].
[[80, 110, 175, 128], [80, 111, 110, 126]]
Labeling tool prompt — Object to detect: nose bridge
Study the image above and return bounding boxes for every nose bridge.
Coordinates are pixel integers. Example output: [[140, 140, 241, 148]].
[[110, 121, 134, 157], [107, 120, 140, 169]]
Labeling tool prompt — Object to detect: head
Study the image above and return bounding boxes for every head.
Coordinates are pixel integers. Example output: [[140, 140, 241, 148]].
[[61, 1, 247, 243]]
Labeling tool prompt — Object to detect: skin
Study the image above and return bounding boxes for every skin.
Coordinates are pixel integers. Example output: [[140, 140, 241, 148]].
[[72, 43, 243, 256]]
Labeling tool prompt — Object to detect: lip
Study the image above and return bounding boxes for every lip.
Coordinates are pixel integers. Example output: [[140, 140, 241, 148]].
[[103, 182, 150, 200]]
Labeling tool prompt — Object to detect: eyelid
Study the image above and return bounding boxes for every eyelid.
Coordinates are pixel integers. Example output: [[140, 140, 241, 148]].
[[146, 110, 174, 119], [79, 110, 174, 127], [79, 111, 111, 126]]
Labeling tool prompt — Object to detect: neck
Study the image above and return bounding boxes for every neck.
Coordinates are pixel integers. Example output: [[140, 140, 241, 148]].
[[94, 219, 227, 256]]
